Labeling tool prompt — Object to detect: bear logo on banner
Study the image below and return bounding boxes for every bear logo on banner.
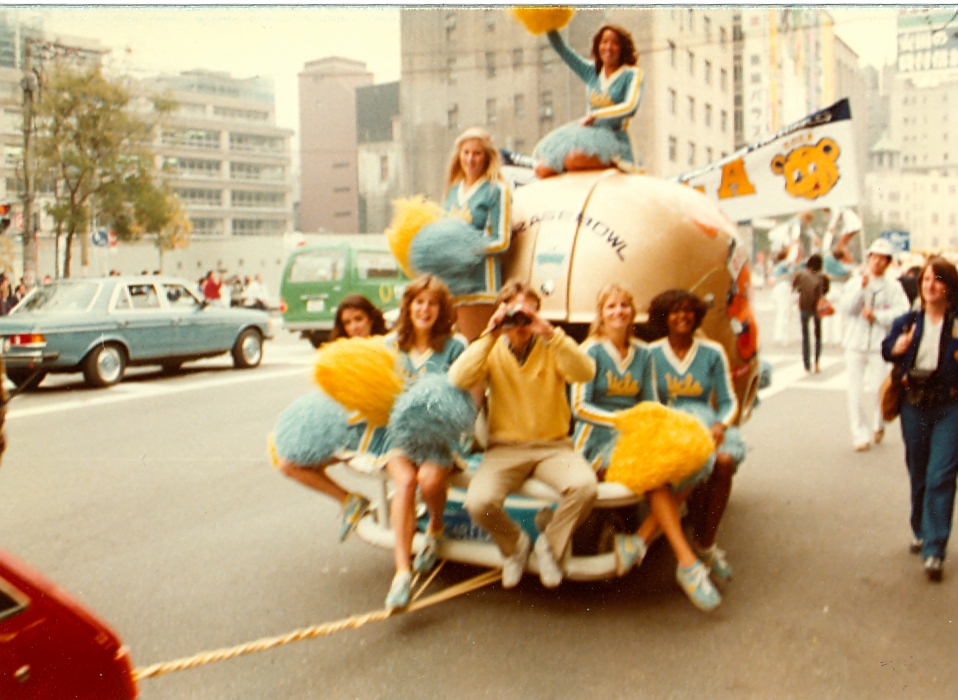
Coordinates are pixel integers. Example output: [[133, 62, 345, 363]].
[[770, 138, 841, 201]]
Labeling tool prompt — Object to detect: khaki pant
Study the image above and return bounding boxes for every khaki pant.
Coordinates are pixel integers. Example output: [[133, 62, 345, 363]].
[[464, 441, 598, 560]]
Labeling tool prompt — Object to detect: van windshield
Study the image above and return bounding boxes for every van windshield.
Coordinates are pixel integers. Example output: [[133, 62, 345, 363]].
[[288, 251, 345, 282]]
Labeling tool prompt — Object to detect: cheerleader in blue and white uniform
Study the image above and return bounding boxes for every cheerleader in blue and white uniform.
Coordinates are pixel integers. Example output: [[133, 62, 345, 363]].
[[381, 275, 468, 610], [442, 127, 512, 340], [572, 284, 722, 612], [536, 24, 644, 177], [647, 289, 746, 583]]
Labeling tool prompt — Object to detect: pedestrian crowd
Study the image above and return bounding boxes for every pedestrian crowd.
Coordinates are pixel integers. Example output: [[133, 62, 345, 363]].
[[198, 270, 271, 310]]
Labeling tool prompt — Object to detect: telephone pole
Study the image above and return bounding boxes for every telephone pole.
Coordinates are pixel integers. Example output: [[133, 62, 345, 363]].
[[20, 41, 37, 286]]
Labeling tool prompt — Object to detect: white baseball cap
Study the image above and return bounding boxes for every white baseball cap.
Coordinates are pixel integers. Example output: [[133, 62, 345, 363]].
[[867, 238, 896, 259]]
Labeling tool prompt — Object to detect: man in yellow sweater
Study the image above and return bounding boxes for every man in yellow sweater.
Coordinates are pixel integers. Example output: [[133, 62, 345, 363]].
[[448, 280, 598, 589]]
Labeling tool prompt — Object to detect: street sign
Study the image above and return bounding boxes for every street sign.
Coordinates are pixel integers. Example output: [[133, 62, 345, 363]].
[[881, 229, 911, 254], [91, 229, 109, 247]]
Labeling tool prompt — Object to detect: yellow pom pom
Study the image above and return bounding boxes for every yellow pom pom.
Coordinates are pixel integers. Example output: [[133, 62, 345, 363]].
[[385, 195, 443, 278], [605, 403, 714, 495], [511, 7, 575, 35], [267, 433, 280, 469], [313, 337, 404, 427]]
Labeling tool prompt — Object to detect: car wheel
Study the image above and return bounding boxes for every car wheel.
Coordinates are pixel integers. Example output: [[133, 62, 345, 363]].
[[6, 368, 47, 391], [232, 328, 263, 369], [82, 344, 126, 388], [307, 331, 329, 349]]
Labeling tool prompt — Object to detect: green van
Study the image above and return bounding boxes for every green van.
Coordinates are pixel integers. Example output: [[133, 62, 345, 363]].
[[279, 243, 408, 347]]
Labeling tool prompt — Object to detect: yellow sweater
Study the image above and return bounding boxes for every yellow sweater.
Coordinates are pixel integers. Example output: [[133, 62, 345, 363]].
[[448, 328, 596, 443]]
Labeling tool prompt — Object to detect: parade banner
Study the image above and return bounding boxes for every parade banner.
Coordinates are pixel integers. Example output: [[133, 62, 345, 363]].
[[676, 99, 860, 223]]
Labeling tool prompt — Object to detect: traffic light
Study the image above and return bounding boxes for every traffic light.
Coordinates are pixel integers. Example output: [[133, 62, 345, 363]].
[[0, 204, 10, 234]]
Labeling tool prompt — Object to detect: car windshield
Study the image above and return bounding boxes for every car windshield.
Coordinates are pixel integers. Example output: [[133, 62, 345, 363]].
[[16, 282, 101, 313]]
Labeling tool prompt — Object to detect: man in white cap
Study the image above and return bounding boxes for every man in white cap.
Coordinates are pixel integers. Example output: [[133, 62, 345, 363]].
[[838, 238, 910, 451]]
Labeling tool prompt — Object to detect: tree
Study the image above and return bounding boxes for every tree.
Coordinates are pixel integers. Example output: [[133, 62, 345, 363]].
[[35, 61, 179, 277]]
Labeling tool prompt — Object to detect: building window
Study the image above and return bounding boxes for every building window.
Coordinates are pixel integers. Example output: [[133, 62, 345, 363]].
[[540, 90, 554, 120], [687, 50, 695, 76], [704, 103, 712, 127], [706, 147, 714, 163], [447, 104, 459, 130], [486, 51, 496, 78], [444, 12, 456, 40], [668, 136, 677, 162], [190, 218, 223, 236], [380, 155, 388, 183], [733, 55, 743, 83], [213, 106, 268, 122], [720, 26, 727, 46], [688, 141, 696, 166], [704, 60, 712, 85], [162, 129, 220, 151], [751, 73, 761, 84], [230, 162, 284, 182], [720, 68, 728, 91], [447, 57, 457, 85], [721, 109, 728, 132], [932, 213, 939, 224], [687, 8, 694, 32], [165, 157, 221, 178], [174, 187, 221, 206], [229, 133, 283, 154], [688, 96, 695, 122], [514, 93, 525, 118], [512, 48, 523, 69], [485, 10, 495, 32], [486, 98, 497, 125], [540, 46, 554, 72], [703, 16, 711, 41], [668, 41, 676, 68], [750, 54, 760, 66], [734, 109, 742, 134], [231, 190, 285, 209], [232, 219, 286, 236]]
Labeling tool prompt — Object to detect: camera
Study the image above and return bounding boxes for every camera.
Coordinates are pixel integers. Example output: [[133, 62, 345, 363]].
[[500, 307, 532, 329]]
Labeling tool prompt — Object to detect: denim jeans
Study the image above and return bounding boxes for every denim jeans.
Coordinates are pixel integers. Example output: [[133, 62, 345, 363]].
[[799, 310, 822, 371], [900, 400, 958, 560]]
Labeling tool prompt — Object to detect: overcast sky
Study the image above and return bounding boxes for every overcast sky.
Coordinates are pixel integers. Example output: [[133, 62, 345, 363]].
[[30, 6, 899, 139]]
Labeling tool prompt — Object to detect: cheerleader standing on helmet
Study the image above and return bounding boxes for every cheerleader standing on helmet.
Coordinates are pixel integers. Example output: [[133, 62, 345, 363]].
[[571, 284, 720, 612], [535, 24, 643, 177], [276, 295, 388, 542], [646, 290, 746, 585], [382, 275, 468, 610], [442, 127, 512, 341]]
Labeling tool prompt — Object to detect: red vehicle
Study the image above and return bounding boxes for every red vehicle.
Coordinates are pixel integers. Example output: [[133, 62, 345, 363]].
[[0, 549, 138, 699]]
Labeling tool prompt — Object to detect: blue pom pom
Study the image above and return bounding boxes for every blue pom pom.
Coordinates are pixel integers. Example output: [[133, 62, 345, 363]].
[[273, 392, 350, 467], [533, 124, 628, 173], [759, 359, 773, 389], [409, 218, 487, 297], [386, 374, 476, 465]]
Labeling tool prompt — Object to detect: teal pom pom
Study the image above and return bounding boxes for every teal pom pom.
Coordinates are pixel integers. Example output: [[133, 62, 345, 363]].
[[676, 402, 747, 467], [759, 359, 773, 389], [533, 124, 628, 173], [386, 374, 476, 465], [274, 392, 350, 467], [409, 218, 487, 297]]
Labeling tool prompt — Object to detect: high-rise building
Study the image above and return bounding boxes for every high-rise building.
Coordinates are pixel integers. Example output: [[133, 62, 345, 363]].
[[399, 7, 735, 198], [142, 70, 293, 238], [356, 81, 403, 234], [298, 57, 372, 233]]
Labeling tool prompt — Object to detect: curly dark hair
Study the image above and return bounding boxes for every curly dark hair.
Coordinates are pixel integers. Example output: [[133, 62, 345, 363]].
[[591, 24, 638, 75], [395, 275, 457, 353], [330, 294, 387, 340], [645, 289, 709, 341]]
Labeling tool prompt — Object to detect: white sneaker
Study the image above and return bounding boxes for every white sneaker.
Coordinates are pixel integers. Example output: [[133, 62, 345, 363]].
[[534, 534, 563, 589], [501, 531, 531, 589]]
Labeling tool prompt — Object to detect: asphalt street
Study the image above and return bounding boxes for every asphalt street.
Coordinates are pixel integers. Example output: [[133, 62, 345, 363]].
[[0, 291, 956, 699]]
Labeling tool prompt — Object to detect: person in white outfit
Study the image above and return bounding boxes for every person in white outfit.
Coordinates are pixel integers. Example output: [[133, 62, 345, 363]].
[[839, 238, 910, 452]]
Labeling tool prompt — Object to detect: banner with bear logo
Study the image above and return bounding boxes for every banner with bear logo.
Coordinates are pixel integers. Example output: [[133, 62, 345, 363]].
[[676, 99, 860, 224]]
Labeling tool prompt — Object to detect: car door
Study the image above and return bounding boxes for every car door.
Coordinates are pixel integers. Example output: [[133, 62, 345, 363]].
[[110, 282, 173, 360], [160, 282, 224, 355]]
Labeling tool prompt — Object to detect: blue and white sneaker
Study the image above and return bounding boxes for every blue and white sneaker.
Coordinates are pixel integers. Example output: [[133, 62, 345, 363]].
[[613, 534, 647, 577], [697, 543, 733, 582], [385, 570, 412, 611], [338, 493, 370, 543], [676, 561, 722, 612], [413, 529, 444, 574]]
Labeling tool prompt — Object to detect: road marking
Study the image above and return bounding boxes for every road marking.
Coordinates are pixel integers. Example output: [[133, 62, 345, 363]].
[[6, 365, 308, 420]]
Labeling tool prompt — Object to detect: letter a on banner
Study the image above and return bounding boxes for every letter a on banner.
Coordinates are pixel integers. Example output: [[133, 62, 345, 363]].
[[717, 159, 756, 200]]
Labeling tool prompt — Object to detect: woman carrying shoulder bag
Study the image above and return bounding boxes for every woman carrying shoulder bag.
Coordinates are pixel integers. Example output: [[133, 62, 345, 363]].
[[881, 257, 958, 582]]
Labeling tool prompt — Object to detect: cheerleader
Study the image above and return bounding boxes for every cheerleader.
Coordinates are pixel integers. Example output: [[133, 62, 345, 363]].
[[275, 296, 388, 543], [536, 24, 643, 177], [571, 284, 721, 612], [647, 289, 746, 583], [382, 275, 468, 610], [442, 127, 512, 340]]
